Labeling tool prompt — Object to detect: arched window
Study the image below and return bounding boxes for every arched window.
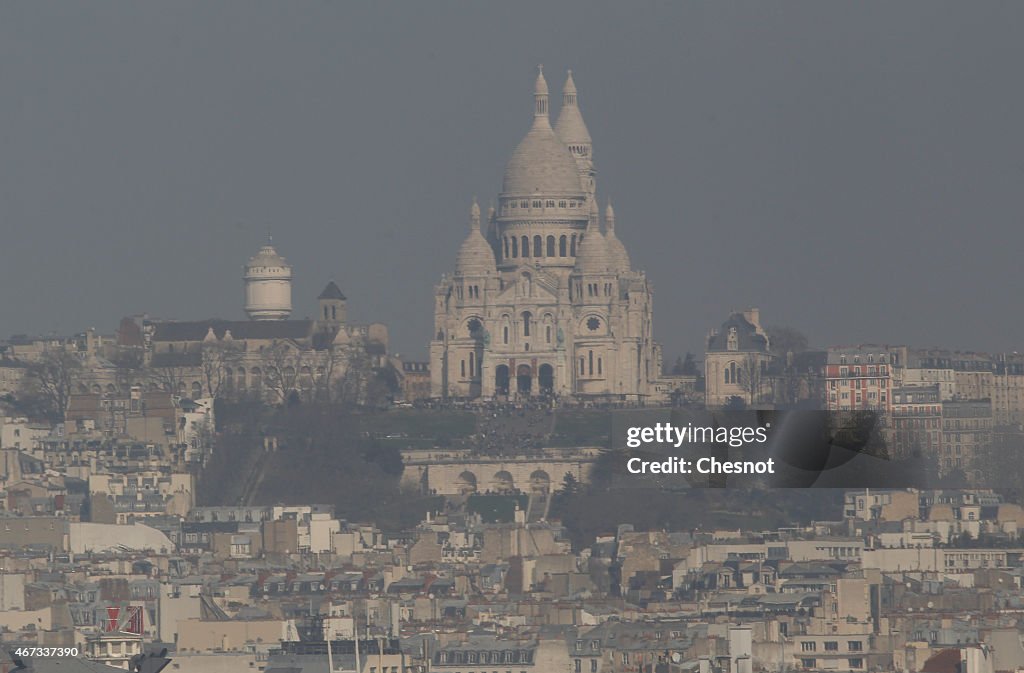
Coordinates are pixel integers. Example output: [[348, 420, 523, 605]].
[[323, 306, 329, 319], [547, 235, 555, 257], [570, 234, 577, 256], [546, 325, 552, 343], [533, 235, 542, 257], [522, 311, 532, 337], [503, 326, 509, 344], [588, 350, 594, 376], [331, 305, 337, 320], [521, 235, 530, 257], [724, 368, 731, 384], [461, 360, 466, 378], [511, 237, 518, 257], [503, 237, 510, 258], [579, 357, 585, 375], [598, 357, 603, 375], [559, 235, 567, 256]]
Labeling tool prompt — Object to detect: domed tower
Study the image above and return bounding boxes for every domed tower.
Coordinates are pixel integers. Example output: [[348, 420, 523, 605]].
[[554, 70, 594, 197], [604, 200, 631, 272], [572, 201, 615, 303], [244, 240, 292, 320], [455, 199, 498, 278], [496, 66, 589, 278]]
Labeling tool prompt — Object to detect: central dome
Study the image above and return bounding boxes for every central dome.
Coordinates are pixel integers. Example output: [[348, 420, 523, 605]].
[[502, 67, 586, 197], [502, 124, 585, 196]]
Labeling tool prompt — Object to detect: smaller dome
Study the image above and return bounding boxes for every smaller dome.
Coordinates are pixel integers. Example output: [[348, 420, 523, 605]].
[[455, 201, 497, 276], [574, 214, 613, 274], [604, 202, 631, 272]]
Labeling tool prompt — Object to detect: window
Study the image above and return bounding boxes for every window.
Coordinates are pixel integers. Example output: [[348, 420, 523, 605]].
[[824, 642, 838, 652], [547, 236, 556, 257], [801, 660, 816, 669], [534, 235, 542, 257], [559, 235, 567, 256], [801, 642, 816, 652], [587, 317, 601, 331], [848, 659, 863, 669], [590, 660, 597, 673], [521, 236, 530, 257], [575, 660, 581, 673], [848, 641, 863, 652], [522, 312, 531, 337]]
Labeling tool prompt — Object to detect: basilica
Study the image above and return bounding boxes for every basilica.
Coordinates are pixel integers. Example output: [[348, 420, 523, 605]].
[[430, 67, 663, 401]]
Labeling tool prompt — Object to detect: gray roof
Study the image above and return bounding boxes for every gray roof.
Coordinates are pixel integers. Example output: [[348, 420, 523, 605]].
[[150, 319, 313, 342], [317, 281, 346, 301], [706, 313, 769, 352]]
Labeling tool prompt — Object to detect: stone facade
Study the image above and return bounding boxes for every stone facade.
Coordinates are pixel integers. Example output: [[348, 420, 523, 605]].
[[430, 68, 662, 401]]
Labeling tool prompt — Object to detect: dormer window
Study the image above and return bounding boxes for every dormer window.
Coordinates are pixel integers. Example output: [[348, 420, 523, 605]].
[[727, 327, 739, 351]]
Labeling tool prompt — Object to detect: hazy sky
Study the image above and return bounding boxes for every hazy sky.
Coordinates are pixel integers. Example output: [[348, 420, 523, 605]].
[[3, 3, 1024, 360]]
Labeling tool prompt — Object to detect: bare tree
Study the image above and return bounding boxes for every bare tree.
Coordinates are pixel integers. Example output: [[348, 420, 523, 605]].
[[109, 347, 146, 392], [200, 341, 243, 399], [737, 352, 767, 405], [18, 349, 83, 420], [332, 340, 374, 407], [146, 358, 194, 396], [261, 340, 310, 404], [765, 325, 810, 357]]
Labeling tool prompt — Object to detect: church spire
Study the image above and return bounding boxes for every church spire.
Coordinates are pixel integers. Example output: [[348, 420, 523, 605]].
[[470, 197, 481, 229], [534, 65, 549, 122], [554, 68, 594, 197], [562, 69, 578, 107]]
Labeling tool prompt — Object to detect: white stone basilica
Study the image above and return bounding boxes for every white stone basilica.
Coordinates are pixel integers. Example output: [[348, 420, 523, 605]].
[[430, 67, 662, 400]]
